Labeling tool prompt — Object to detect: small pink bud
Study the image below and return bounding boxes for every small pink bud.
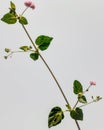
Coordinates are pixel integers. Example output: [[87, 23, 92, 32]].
[[90, 81, 96, 86]]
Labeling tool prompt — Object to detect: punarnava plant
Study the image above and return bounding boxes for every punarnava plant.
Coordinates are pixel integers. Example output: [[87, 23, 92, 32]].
[[1, 1, 102, 130]]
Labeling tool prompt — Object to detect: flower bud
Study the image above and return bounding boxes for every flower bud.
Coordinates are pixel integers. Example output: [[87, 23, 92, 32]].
[[24, 1, 35, 9], [90, 81, 96, 86]]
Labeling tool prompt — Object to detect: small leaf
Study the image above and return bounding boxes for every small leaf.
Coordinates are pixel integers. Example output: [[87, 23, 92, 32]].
[[78, 95, 87, 104], [19, 16, 28, 25], [70, 107, 83, 120], [5, 48, 11, 53], [35, 35, 53, 51], [48, 106, 64, 128], [10, 1, 16, 10], [1, 13, 17, 24], [9, 1, 16, 15], [30, 52, 39, 61], [66, 104, 71, 111], [4, 56, 8, 59], [19, 46, 31, 51], [73, 80, 83, 94]]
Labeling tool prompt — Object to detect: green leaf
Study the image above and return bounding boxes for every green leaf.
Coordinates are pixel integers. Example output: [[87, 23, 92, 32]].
[[70, 107, 83, 120], [5, 48, 11, 53], [9, 1, 16, 15], [10, 1, 16, 10], [30, 52, 39, 61], [19, 46, 31, 51], [35, 35, 53, 51], [1, 13, 17, 24], [73, 80, 83, 94], [78, 95, 87, 104], [66, 104, 71, 111], [19, 16, 28, 25], [48, 106, 64, 128]]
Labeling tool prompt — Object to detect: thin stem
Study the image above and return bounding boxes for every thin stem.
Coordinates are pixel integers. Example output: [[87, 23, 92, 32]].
[[83, 85, 91, 93], [5, 50, 26, 59], [22, 24, 37, 50], [4, 49, 35, 59], [39, 54, 71, 106], [21, 24, 81, 130], [22, 24, 70, 106], [73, 100, 79, 109], [79, 101, 94, 108], [75, 120, 81, 130], [21, 7, 29, 16]]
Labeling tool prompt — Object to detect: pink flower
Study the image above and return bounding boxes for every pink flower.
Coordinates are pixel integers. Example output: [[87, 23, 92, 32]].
[[90, 81, 96, 86], [24, 1, 32, 7], [24, 1, 35, 9], [30, 4, 35, 9]]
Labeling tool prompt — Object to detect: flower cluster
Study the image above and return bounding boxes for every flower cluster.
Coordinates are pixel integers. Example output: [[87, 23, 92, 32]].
[[24, 1, 35, 9]]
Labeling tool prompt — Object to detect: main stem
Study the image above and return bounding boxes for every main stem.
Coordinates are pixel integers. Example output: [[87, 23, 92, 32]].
[[21, 24, 81, 130]]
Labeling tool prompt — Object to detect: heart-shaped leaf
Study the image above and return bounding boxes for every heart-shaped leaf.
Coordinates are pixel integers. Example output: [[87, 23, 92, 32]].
[[35, 35, 53, 51], [30, 52, 39, 61], [48, 106, 64, 128], [70, 107, 83, 120]]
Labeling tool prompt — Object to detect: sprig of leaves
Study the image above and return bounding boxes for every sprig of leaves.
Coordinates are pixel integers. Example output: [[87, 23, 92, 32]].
[[73, 80, 87, 104], [1, 1, 28, 25]]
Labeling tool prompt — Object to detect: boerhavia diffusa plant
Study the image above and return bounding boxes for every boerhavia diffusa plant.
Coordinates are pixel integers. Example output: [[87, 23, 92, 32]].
[[1, 1, 102, 130]]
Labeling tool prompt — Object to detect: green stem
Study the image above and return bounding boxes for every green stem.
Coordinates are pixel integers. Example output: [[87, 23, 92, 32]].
[[83, 85, 91, 93], [21, 7, 29, 16], [79, 100, 96, 108], [21, 24, 81, 130], [73, 100, 79, 109]]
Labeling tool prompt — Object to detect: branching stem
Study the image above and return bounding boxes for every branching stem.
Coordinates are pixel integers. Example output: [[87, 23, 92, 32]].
[[21, 24, 81, 130]]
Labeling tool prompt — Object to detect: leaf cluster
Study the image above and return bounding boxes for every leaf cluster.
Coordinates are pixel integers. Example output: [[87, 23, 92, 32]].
[[1, 1, 28, 25], [29, 35, 53, 61], [48, 80, 89, 128]]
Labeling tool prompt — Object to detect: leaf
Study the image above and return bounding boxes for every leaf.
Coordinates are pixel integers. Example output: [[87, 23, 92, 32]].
[[78, 95, 87, 104], [35, 35, 53, 51], [9, 1, 16, 15], [19, 16, 28, 25], [66, 104, 71, 111], [19, 46, 31, 51], [1, 13, 17, 24], [70, 107, 83, 120], [73, 80, 83, 94], [48, 106, 64, 128], [10, 1, 16, 10], [5, 48, 11, 53], [30, 52, 39, 61]]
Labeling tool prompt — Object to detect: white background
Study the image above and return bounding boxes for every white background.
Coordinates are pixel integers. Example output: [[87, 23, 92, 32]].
[[0, 0, 104, 130]]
